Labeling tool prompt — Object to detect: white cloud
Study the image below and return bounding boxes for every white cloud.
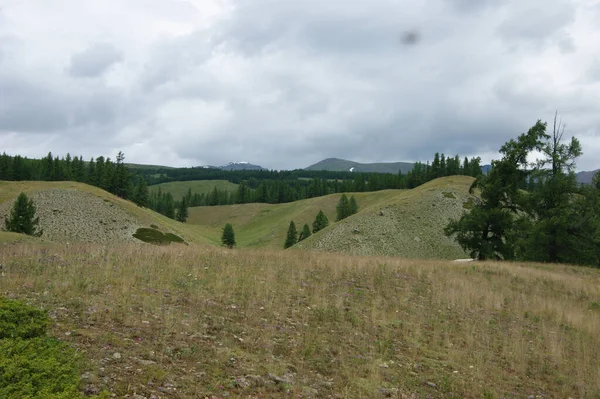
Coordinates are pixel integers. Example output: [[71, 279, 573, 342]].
[[0, 0, 598, 171]]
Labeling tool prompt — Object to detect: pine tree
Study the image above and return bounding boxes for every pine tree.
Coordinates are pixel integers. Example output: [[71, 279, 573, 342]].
[[284, 221, 298, 248], [349, 195, 359, 215], [298, 223, 312, 242], [221, 223, 236, 248], [336, 194, 351, 221], [312, 210, 329, 233], [133, 176, 149, 207], [176, 197, 189, 222], [4, 192, 42, 236]]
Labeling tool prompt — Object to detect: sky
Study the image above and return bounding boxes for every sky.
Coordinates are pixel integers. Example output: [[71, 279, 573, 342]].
[[1, 0, 599, 171]]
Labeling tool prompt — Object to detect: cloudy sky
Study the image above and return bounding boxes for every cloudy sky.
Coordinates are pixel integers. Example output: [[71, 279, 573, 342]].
[[1, 0, 599, 171]]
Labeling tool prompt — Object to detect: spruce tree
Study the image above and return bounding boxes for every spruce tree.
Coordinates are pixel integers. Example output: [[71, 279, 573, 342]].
[[336, 194, 351, 221], [133, 176, 149, 207], [284, 221, 298, 248], [176, 197, 189, 222], [299, 223, 312, 242], [221, 223, 236, 248], [4, 192, 42, 236], [312, 210, 329, 233], [349, 196, 359, 215]]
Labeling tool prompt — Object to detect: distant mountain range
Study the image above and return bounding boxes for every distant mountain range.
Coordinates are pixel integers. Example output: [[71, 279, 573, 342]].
[[305, 158, 414, 174], [577, 169, 599, 185]]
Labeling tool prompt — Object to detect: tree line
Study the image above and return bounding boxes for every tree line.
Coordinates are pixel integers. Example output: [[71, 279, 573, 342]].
[[0, 150, 482, 220], [445, 117, 600, 267]]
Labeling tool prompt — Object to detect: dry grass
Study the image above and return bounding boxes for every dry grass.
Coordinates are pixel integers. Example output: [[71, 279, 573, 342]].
[[1, 243, 599, 398]]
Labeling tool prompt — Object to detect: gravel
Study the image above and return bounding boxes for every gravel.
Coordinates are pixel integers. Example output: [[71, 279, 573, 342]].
[[0, 189, 141, 244]]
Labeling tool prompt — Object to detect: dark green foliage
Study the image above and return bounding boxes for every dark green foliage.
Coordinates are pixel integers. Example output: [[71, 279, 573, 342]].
[[0, 298, 99, 399], [446, 117, 600, 266], [3, 192, 42, 236], [133, 175, 149, 207], [284, 221, 298, 248], [312, 210, 329, 233], [299, 223, 312, 242], [349, 195, 359, 215], [0, 337, 84, 399], [221, 223, 236, 248], [176, 197, 188, 223], [132, 228, 185, 245], [336, 194, 351, 221], [0, 297, 49, 339]]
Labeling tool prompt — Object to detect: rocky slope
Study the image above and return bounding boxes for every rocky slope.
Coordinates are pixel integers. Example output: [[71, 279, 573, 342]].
[[0, 189, 141, 244]]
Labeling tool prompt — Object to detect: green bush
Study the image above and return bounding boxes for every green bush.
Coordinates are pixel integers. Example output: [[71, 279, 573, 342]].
[[133, 228, 185, 245], [0, 297, 49, 339], [0, 298, 106, 398], [0, 337, 82, 399]]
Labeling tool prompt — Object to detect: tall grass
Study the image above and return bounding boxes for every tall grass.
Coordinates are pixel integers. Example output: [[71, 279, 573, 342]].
[[1, 243, 599, 398]]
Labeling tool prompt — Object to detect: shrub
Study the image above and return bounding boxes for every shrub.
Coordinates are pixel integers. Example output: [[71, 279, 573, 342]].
[[0, 297, 49, 339], [133, 228, 185, 245], [0, 337, 83, 399]]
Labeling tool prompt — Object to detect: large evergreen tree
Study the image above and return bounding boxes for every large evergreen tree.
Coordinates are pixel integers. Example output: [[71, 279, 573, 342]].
[[221, 223, 236, 248], [445, 120, 548, 260], [284, 221, 298, 248], [312, 210, 329, 233], [133, 175, 149, 207], [3, 192, 42, 236]]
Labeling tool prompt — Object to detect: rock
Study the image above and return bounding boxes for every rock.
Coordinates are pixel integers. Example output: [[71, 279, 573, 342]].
[[234, 376, 251, 388], [83, 384, 99, 395], [379, 387, 399, 397], [267, 373, 295, 385], [379, 210, 385, 216], [426, 381, 437, 388], [112, 352, 121, 360], [302, 386, 319, 397]]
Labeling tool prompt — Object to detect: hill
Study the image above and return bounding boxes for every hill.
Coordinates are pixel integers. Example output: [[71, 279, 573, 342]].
[[219, 161, 266, 171], [0, 181, 213, 245], [305, 158, 414, 174], [1, 243, 598, 397], [577, 169, 599, 185], [149, 179, 239, 200], [297, 176, 474, 259], [188, 176, 474, 259]]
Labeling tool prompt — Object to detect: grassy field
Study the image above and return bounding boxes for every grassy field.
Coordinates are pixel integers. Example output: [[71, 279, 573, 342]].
[[0, 180, 214, 245], [149, 180, 239, 200], [1, 243, 599, 398]]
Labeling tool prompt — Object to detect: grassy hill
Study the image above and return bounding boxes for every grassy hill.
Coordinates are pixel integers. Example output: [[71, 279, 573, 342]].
[[297, 176, 474, 259], [149, 179, 239, 200], [188, 176, 474, 258], [1, 243, 598, 397], [306, 157, 414, 174], [0, 180, 214, 245]]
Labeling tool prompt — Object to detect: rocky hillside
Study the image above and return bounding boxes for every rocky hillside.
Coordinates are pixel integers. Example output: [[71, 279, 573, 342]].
[[0, 189, 141, 244], [297, 176, 474, 259]]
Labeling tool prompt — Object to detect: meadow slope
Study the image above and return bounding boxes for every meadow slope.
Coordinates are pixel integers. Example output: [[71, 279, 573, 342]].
[[189, 176, 474, 259], [0, 181, 213, 245], [1, 243, 598, 398]]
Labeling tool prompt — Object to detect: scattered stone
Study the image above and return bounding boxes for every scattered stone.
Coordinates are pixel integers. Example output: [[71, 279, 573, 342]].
[[302, 386, 319, 397], [379, 387, 399, 397], [426, 381, 437, 388], [112, 352, 121, 360], [83, 384, 99, 395], [379, 363, 389, 368]]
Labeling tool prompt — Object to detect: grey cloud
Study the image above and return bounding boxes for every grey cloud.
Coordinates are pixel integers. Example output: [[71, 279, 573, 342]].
[[69, 42, 123, 78], [1, 0, 599, 172]]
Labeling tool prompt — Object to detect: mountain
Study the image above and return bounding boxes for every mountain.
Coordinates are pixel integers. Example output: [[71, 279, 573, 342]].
[[218, 162, 266, 171], [305, 158, 414, 174], [577, 169, 599, 185]]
